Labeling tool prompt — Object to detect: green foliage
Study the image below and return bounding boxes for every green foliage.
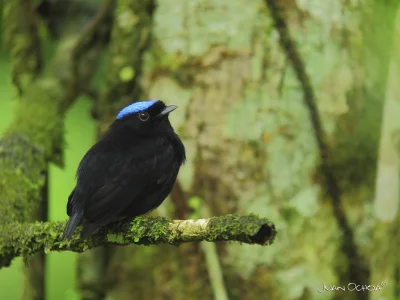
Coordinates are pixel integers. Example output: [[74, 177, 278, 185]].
[[118, 66, 135, 82], [64, 289, 80, 300], [188, 195, 202, 219]]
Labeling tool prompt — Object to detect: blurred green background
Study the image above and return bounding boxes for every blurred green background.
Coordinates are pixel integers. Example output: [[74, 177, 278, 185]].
[[0, 50, 94, 299], [1, 0, 400, 299]]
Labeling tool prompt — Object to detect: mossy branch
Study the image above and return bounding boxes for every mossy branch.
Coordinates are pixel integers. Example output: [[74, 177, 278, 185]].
[[0, 1, 113, 224], [0, 214, 276, 268], [2, 3, 113, 299]]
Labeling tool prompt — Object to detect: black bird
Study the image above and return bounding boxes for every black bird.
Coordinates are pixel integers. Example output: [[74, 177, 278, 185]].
[[63, 100, 186, 240]]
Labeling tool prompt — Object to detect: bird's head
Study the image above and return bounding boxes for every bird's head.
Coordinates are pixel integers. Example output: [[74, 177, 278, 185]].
[[114, 100, 178, 135]]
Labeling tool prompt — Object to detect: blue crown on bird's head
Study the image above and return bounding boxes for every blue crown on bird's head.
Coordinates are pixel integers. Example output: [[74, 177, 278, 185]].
[[116, 100, 159, 119]]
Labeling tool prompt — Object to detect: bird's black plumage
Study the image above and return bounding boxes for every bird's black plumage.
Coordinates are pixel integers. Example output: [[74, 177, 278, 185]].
[[64, 100, 186, 240]]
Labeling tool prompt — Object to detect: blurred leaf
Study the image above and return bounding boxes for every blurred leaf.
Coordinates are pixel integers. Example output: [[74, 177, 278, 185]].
[[188, 195, 202, 219], [119, 66, 135, 82], [64, 288, 79, 300], [288, 185, 320, 217]]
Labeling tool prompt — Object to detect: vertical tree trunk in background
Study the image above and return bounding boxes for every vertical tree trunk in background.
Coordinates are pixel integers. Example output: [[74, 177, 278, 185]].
[[76, 1, 154, 299], [369, 3, 400, 300], [76, 247, 112, 300], [3, 1, 46, 299], [2, 1, 111, 299], [22, 179, 48, 300], [102, 0, 400, 299]]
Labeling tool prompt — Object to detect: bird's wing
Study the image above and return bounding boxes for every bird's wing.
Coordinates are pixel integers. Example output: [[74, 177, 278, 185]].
[[81, 141, 177, 227]]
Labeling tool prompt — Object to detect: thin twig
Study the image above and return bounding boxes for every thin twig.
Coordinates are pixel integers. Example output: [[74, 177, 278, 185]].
[[201, 205, 229, 300]]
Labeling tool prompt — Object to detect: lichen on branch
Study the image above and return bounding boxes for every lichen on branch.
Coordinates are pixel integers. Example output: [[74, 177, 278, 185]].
[[0, 214, 276, 268]]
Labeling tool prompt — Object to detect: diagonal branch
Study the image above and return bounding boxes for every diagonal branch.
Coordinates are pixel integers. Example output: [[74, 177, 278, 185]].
[[265, 0, 367, 288], [3, 0, 43, 94], [3, 2, 113, 299], [1, 3, 114, 297], [63, 0, 115, 111], [0, 0, 114, 225], [0, 214, 276, 269]]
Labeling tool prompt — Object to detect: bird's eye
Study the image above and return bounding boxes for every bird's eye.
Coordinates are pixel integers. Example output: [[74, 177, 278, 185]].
[[138, 112, 150, 121]]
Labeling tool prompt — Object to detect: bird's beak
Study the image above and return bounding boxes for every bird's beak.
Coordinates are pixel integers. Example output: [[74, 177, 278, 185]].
[[155, 105, 178, 119]]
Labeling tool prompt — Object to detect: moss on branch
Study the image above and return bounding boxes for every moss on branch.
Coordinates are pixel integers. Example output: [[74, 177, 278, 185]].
[[1, 2, 114, 298], [0, 1, 114, 226], [0, 81, 63, 224], [0, 214, 276, 268], [0, 39, 92, 224]]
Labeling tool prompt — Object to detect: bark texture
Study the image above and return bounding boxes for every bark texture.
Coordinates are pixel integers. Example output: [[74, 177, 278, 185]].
[[107, 0, 399, 299]]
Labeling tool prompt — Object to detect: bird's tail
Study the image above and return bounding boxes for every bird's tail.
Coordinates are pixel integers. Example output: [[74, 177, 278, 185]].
[[63, 211, 83, 240]]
